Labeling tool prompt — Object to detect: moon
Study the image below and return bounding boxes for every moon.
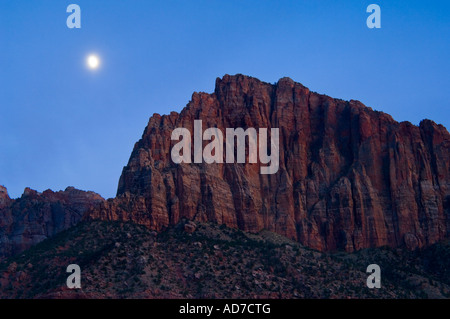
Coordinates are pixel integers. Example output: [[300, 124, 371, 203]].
[[87, 54, 100, 69]]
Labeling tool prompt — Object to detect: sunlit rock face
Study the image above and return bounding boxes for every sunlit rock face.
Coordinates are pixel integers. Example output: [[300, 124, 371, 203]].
[[89, 74, 450, 251]]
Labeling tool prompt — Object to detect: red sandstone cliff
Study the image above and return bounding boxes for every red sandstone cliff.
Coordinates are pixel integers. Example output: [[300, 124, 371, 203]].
[[87, 74, 449, 251], [0, 186, 104, 258]]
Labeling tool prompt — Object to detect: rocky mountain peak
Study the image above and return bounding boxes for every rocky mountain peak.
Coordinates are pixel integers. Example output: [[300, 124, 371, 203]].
[[0, 185, 11, 208], [87, 74, 450, 252]]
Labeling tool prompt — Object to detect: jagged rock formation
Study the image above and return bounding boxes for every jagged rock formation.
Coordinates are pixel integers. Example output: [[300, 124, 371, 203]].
[[86, 74, 450, 251], [0, 186, 104, 258]]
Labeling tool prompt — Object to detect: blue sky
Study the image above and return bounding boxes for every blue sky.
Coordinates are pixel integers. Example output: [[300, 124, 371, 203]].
[[0, 0, 449, 199]]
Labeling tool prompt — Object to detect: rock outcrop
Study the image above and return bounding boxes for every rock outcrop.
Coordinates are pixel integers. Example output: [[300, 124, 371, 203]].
[[0, 186, 12, 210], [87, 74, 450, 252], [0, 186, 104, 258]]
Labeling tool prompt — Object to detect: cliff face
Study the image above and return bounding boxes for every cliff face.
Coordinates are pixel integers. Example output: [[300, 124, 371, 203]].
[[87, 74, 450, 252], [0, 186, 12, 210], [0, 186, 104, 258]]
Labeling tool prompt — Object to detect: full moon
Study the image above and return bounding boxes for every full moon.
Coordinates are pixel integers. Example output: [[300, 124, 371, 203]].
[[87, 55, 100, 69]]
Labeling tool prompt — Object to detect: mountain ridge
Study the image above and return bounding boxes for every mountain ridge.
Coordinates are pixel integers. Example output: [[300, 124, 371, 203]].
[[0, 186, 104, 259], [86, 74, 450, 252], [1, 74, 449, 257], [1, 220, 449, 299]]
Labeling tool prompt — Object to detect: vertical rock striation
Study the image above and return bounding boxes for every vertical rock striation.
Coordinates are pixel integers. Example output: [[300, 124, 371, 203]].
[[86, 74, 449, 251]]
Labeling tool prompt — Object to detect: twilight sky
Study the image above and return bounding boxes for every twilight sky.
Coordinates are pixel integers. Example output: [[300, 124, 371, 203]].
[[1, 0, 449, 199]]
